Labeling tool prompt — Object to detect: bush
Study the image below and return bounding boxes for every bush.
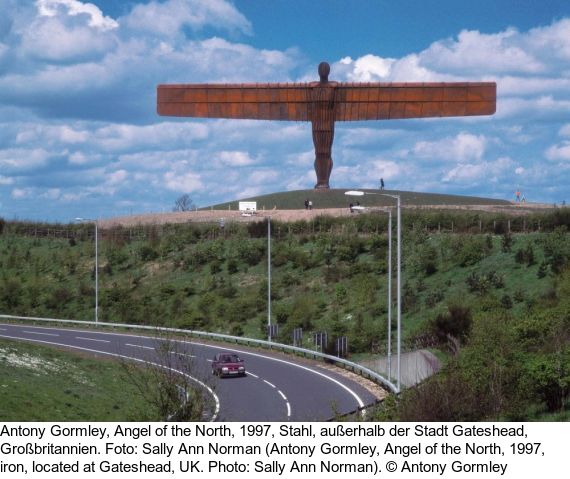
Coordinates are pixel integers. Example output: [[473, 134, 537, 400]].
[[139, 245, 158, 262], [429, 304, 472, 344], [501, 232, 513, 252], [452, 236, 488, 267], [524, 353, 569, 412], [515, 243, 535, 266]]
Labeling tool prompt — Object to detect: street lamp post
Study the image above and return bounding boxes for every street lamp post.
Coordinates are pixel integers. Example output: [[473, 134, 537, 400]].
[[345, 190, 401, 392], [75, 217, 99, 324], [267, 216, 272, 342]]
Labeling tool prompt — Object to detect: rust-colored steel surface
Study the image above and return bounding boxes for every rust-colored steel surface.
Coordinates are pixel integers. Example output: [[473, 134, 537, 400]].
[[158, 62, 496, 189]]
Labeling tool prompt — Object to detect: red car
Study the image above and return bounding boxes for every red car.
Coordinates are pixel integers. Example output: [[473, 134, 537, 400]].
[[212, 352, 246, 377]]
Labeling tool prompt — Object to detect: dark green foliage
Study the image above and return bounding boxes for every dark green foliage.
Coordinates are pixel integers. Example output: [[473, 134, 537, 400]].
[[452, 235, 490, 266], [429, 304, 472, 344], [541, 226, 569, 274], [501, 232, 513, 252], [501, 294, 513, 309], [515, 243, 535, 266], [537, 261, 548, 278], [465, 270, 504, 295], [236, 240, 265, 266], [139, 244, 158, 261]]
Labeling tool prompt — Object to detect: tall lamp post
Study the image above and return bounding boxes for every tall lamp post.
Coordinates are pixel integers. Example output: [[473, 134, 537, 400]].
[[345, 190, 401, 392], [75, 217, 99, 325], [267, 216, 272, 342]]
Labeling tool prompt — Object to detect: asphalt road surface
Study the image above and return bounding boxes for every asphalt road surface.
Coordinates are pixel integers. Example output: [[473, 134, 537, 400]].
[[0, 323, 378, 421]]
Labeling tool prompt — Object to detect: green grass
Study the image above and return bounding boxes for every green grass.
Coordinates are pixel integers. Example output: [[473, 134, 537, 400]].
[[0, 339, 160, 421], [208, 188, 512, 210]]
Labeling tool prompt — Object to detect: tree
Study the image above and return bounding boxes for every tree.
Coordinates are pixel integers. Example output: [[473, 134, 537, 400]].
[[173, 194, 195, 212], [121, 331, 215, 421]]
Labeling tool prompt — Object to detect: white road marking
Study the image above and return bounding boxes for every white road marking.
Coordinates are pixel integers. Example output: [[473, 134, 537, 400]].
[[0, 333, 220, 421], [263, 379, 276, 388], [0, 328, 6, 331], [206, 359, 213, 363], [76, 337, 110, 343], [200, 344, 366, 410], [246, 371, 259, 378], [277, 390, 291, 418], [125, 343, 154, 350], [23, 331, 59, 337], [2, 323, 368, 415], [170, 351, 195, 358]]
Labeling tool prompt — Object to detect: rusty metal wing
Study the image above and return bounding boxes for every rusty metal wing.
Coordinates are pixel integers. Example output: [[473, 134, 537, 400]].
[[157, 84, 310, 121], [333, 82, 496, 121]]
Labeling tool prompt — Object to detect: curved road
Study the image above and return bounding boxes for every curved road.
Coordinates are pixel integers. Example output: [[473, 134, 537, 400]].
[[0, 323, 378, 421]]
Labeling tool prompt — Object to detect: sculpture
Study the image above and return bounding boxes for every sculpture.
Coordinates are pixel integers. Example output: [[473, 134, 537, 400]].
[[157, 62, 496, 189]]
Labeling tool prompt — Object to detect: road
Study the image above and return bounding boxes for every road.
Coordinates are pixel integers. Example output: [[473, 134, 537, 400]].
[[0, 323, 379, 421]]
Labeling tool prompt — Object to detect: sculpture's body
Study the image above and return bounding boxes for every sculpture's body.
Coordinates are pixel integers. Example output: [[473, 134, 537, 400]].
[[157, 62, 496, 189]]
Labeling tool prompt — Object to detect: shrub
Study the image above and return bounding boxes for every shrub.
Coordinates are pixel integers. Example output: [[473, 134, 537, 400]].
[[139, 245, 158, 262], [515, 243, 535, 266], [500, 294, 513, 309], [429, 304, 472, 344], [226, 258, 239, 274], [524, 353, 569, 412], [501, 232, 513, 252]]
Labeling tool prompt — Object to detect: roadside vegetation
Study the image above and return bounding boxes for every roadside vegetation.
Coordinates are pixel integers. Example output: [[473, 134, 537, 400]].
[[0, 208, 568, 421], [0, 338, 161, 421]]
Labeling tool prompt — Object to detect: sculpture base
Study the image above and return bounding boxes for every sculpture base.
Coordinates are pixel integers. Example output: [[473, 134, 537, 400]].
[[314, 183, 330, 190]]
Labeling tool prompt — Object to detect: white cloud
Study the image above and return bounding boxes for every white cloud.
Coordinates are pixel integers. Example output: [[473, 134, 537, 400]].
[[410, 132, 487, 162], [123, 0, 251, 36], [163, 170, 203, 192], [286, 150, 314, 167], [217, 151, 256, 167], [16, 124, 89, 145], [545, 142, 570, 162], [0, 176, 14, 185], [94, 122, 209, 152], [420, 28, 544, 75], [0, 148, 50, 173], [40, 188, 61, 200], [560, 124, 570, 137], [339, 54, 395, 81], [370, 159, 403, 180], [106, 169, 128, 185], [21, 17, 117, 62], [68, 151, 89, 164], [442, 157, 514, 183], [37, 0, 119, 31], [248, 169, 279, 184], [11, 187, 34, 199]]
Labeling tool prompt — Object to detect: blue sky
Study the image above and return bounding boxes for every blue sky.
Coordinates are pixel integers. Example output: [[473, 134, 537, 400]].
[[0, 0, 569, 222]]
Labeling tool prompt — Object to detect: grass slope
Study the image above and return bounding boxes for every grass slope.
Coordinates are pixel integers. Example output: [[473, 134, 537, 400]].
[[208, 188, 511, 211], [0, 339, 160, 421]]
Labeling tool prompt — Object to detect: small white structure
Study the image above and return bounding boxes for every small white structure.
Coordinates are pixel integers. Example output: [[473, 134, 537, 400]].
[[239, 201, 257, 216]]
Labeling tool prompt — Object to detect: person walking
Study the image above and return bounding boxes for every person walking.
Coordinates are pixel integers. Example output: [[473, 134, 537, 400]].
[[380, 178, 385, 190]]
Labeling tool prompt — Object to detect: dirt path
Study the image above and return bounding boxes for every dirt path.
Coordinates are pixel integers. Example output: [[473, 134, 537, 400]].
[[99, 203, 554, 228]]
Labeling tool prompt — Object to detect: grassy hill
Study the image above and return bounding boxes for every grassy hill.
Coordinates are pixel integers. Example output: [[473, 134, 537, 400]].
[[208, 188, 512, 211], [0, 208, 568, 421]]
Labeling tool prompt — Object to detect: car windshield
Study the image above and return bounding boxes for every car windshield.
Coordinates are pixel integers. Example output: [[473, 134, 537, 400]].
[[220, 354, 241, 363]]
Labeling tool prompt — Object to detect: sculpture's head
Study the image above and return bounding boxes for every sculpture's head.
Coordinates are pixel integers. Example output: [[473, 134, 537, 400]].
[[318, 62, 330, 83]]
